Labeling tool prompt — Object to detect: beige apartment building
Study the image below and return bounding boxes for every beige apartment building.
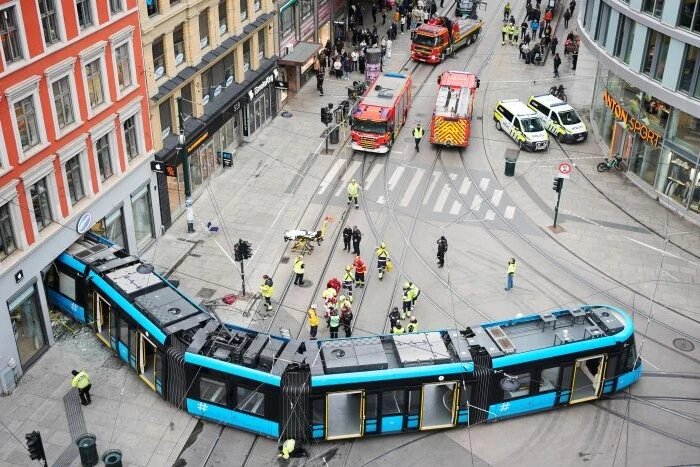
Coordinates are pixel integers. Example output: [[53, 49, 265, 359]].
[[138, 0, 278, 229]]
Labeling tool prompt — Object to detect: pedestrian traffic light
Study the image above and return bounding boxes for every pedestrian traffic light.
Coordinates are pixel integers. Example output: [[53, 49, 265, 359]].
[[234, 242, 242, 262], [321, 107, 328, 124], [25, 431, 46, 463], [552, 177, 564, 193]]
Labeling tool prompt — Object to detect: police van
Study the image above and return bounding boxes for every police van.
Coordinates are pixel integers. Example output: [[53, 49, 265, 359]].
[[527, 94, 588, 143], [493, 99, 549, 151]]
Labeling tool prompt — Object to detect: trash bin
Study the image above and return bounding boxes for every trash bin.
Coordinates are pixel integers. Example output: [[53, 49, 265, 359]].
[[102, 449, 123, 467], [329, 126, 340, 144], [504, 160, 516, 177], [76, 434, 98, 467]]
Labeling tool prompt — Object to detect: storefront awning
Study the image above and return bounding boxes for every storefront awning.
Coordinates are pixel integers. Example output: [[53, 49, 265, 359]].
[[278, 42, 322, 66]]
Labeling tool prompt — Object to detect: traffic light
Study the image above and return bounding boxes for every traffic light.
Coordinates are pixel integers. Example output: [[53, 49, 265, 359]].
[[552, 177, 564, 193], [241, 240, 253, 260], [234, 242, 242, 262], [321, 106, 334, 124], [25, 431, 46, 463]]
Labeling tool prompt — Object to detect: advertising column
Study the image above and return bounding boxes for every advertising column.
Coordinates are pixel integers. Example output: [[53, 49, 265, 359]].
[[365, 48, 382, 84]]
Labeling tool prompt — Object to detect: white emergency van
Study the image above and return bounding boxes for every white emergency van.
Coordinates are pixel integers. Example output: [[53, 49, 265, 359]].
[[493, 99, 549, 151], [528, 94, 588, 143]]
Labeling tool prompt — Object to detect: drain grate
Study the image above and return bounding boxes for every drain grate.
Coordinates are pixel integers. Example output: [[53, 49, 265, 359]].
[[673, 338, 695, 352]]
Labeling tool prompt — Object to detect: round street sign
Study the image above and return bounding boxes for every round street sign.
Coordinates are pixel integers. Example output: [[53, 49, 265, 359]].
[[558, 162, 573, 178]]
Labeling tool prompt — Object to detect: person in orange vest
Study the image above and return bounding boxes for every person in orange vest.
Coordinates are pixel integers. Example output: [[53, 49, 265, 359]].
[[353, 256, 367, 287]]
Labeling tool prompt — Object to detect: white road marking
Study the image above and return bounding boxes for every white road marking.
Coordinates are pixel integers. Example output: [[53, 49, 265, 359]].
[[625, 237, 700, 267], [433, 185, 450, 212], [662, 270, 679, 282], [318, 159, 345, 194], [400, 168, 425, 207], [364, 163, 384, 190], [450, 201, 462, 215], [377, 195, 386, 205], [458, 178, 471, 195], [470, 194, 482, 211], [479, 177, 490, 191], [334, 160, 361, 196], [491, 189, 503, 207], [641, 356, 661, 370], [387, 166, 406, 191], [485, 210, 495, 220], [449, 173, 458, 180], [504, 206, 516, 219], [423, 171, 441, 205]]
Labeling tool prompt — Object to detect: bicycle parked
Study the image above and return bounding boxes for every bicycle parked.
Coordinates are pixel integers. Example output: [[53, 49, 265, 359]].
[[549, 84, 567, 102], [597, 154, 624, 172]]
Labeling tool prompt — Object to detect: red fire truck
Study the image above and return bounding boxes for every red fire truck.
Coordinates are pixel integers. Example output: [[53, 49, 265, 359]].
[[351, 73, 413, 154], [430, 71, 479, 147], [410, 16, 483, 64]]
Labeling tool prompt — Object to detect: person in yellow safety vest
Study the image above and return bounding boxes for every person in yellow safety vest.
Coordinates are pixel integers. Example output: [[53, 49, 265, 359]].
[[342, 265, 354, 297], [71, 369, 92, 405], [293, 256, 305, 286], [347, 179, 361, 209], [401, 285, 412, 319], [502, 23, 509, 45], [510, 24, 519, 45], [260, 274, 274, 311], [503, 2, 511, 21], [391, 322, 405, 334], [413, 123, 424, 152], [308, 304, 319, 340], [408, 282, 420, 311], [406, 316, 419, 333], [505, 258, 516, 291], [277, 438, 308, 459], [375, 243, 389, 280], [329, 310, 341, 338], [338, 295, 353, 311]]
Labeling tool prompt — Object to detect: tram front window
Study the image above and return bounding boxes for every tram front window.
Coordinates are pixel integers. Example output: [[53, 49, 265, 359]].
[[352, 119, 387, 135]]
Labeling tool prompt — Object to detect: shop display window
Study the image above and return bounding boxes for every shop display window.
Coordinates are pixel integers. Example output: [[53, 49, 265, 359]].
[[629, 140, 662, 187], [667, 109, 700, 155], [678, 45, 698, 93], [9, 285, 48, 368], [92, 208, 126, 248], [131, 185, 154, 252], [687, 171, 700, 214], [660, 153, 693, 205], [167, 164, 185, 215]]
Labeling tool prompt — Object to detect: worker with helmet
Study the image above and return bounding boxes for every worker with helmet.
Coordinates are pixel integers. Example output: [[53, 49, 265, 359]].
[[293, 256, 305, 285], [375, 243, 390, 280], [260, 275, 274, 312], [406, 316, 419, 333], [308, 304, 319, 339], [338, 295, 353, 312], [408, 282, 420, 311], [342, 265, 355, 297], [401, 284, 412, 319], [388, 306, 401, 329], [352, 256, 367, 287], [347, 179, 361, 209]]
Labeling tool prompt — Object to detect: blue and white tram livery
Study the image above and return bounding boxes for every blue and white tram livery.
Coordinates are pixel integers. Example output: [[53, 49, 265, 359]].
[[46, 234, 642, 441]]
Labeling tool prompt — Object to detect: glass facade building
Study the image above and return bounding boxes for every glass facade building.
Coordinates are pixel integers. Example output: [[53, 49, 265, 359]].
[[580, 0, 700, 217]]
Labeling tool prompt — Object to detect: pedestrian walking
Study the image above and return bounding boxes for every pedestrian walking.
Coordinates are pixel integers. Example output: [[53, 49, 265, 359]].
[[406, 316, 419, 333], [503, 2, 512, 21], [391, 322, 405, 334], [413, 123, 424, 151], [341, 307, 353, 337], [372, 4, 377, 23], [375, 243, 390, 280], [347, 178, 360, 209], [506, 24, 514, 45], [352, 226, 362, 255], [382, 7, 387, 24], [572, 46, 579, 71], [316, 69, 324, 96], [343, 226, 353, 251], [437, 235, 448, 267], [408, 282, 420, 311], [440, 0, 444, 6], [544, 9, 553, 30], [71, 369, 92, 406], [401, 284, 412, 319], [502, 23, 508, 45], [505, 258, 516, 291], [550, 36, 558, 55], [553, 53, 561, 77], [389, 306, 401, 329], [308, 304, 319, 339], [342, 266, 355, 297], [531, 19, 539, 38], [520, 20, 528, 41], [293, 255, 305, 285], [400, 14, 406, 33], [353, 255, 367, 287], [343, 55, 352, 80], [509, 23, 518, 45], [329, 310, 341, 338], [564, 9, 571, 28], [569, 0, 576, 15], [351, 49, 359, 71], [260, 274, 274, 311]]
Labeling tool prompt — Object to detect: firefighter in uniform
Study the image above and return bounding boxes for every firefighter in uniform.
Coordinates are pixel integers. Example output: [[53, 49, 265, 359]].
[[260, 275, 274, 311], [293, 256, 305, 285], [406, 316, 419, 333], [413, 123, 424, 152], [308, 304, 319, 339], [347, 179, 361, 209], [342, 265, 355, 296], [353, 256, 367, 287], [401, 284, 412, 319], [375, 243, 390, 280]]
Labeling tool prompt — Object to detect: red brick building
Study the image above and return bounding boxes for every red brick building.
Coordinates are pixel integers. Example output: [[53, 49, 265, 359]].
[[0, 0, 161, 375]]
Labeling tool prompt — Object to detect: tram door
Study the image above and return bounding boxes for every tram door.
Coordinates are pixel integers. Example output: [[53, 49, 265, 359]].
[[570, 355, 606, 404], [139, 333, 158, 391], [420, 382, 459, 430], [93, 293, 111, 346], [325, 390, 365, 440]]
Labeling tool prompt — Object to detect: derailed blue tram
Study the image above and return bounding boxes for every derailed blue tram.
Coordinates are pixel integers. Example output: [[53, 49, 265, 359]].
[[46, 233, 642, 441]]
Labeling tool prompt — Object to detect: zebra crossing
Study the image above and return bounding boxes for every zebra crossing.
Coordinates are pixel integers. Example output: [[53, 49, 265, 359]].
[[314, 159, 520, 223]]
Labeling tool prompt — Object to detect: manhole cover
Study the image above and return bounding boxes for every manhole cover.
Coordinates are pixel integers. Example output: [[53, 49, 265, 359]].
[[673, 338, 695, 352], [102, 355, 124, 370], [281, 111, 293, 118], [196, 287, 216, 299]]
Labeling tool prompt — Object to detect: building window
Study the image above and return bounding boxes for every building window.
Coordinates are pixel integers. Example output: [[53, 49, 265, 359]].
[[14, 96, 41, 151], [152, 36, 165, 78], [219, 1, 228, 33], [679, 0, 700, 33], [301, 0, 312, 20], [109, 0, 123, 15], [30, 178, 52, 230], [240, 0, 248, 21], [643, 31, 670, 81], [39, 0, 61, 46], [243, 40, 250, 72], [223, 51, 234, 80], [0, 5, 24, 64], [653, 35, 670, 81], [594, 3, 610, 44], [123, 115, 139, 160], [679, 45, 699, 93], [258, 29, 265, 59], [52, 77, 75, 130], [255, 0, 261, 11], [114, 42, 133, 91], [85, 58, 105, 109], [180, 84, 193, 118], [147, 0, 159, 17], [76, 0, 93, 30], [9, 286, 48, 367], [174, 24, 185, 65], [0, 203, 16, 260], [95, 134, 113, 181], [131, 185, 154, 251], [643, 0, 665, 19], [199, 9, 209, 48], [613, 17, 632, 60], [93, 208, 126, 248], [281, 7, 294, 36], [159, 101, 172, 137], [65, 156, 84, 205], [623, 21, 635, 64]]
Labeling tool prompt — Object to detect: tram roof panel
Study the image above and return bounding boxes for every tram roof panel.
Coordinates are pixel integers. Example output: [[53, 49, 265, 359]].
[[132, 281, 205, 329]]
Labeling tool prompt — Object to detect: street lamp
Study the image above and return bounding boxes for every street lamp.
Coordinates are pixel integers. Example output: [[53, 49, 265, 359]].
[[177, 97, 195, 233]]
